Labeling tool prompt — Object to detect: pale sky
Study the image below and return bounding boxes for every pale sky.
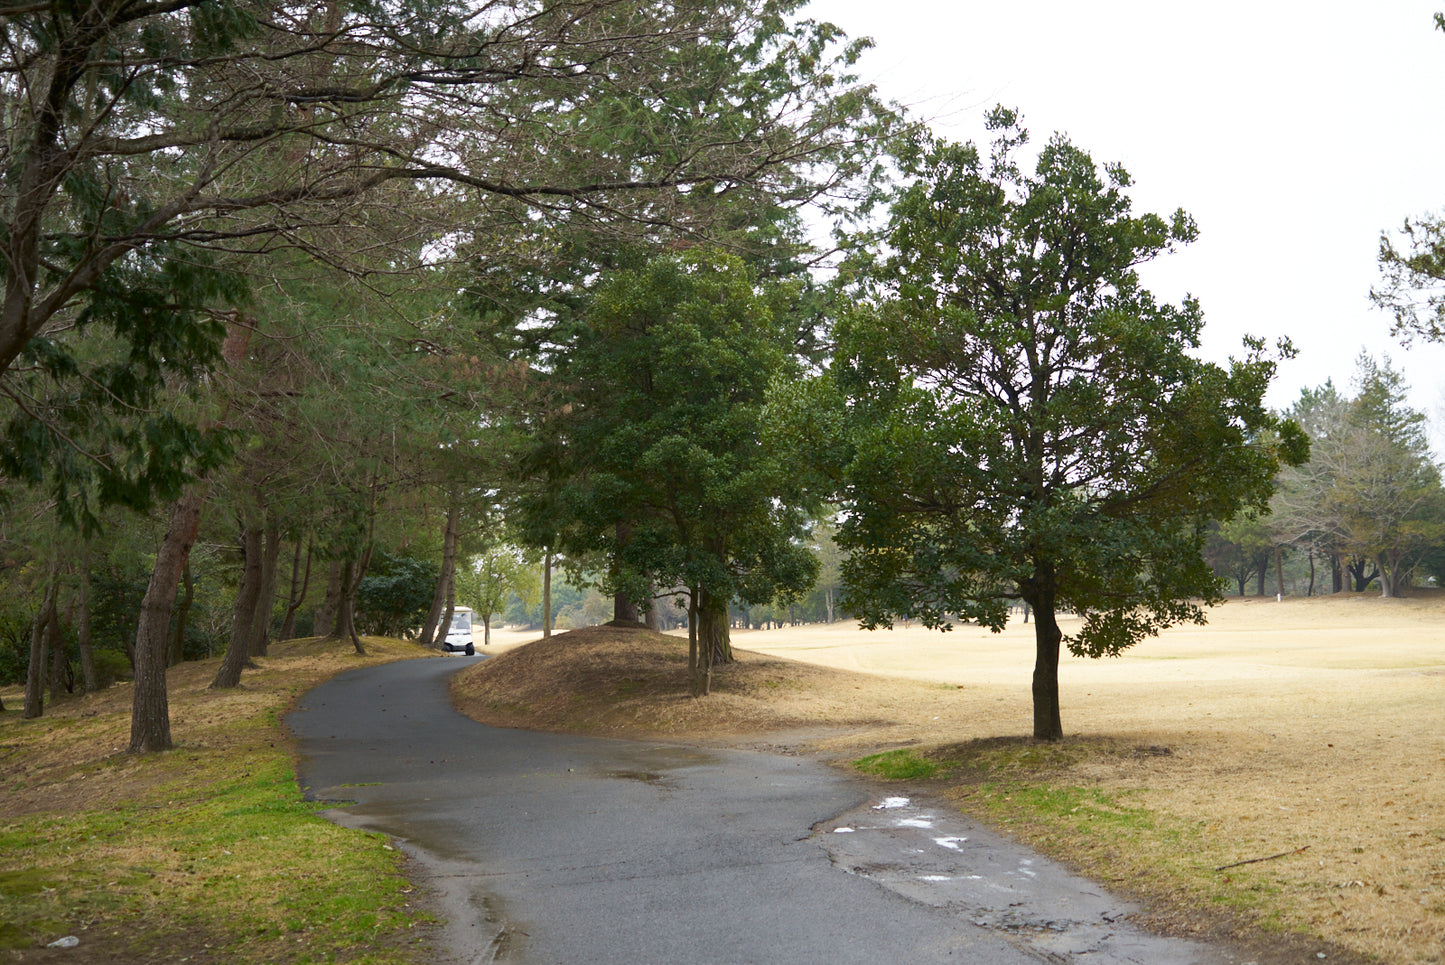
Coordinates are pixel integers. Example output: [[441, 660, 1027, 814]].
[[812, 0, 1445, 452]]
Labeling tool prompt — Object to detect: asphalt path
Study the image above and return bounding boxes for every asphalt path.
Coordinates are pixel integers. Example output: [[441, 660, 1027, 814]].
[[288, 656, 1239, 965]]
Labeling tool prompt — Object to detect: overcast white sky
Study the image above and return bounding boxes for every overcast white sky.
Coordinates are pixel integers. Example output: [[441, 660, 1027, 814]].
[[811, 0, 1445, 452]]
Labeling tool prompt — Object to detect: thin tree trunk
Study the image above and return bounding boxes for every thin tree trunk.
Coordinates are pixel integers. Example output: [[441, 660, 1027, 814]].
[[212, 522, 264, 688], [24, 577, 58, 719], [439, 570, 458, 654], [249, 514, 282, 657], [77, 545, 97, 693], [1274, 545, 1285, 598], [131, 321, 246, 751], [130, 486, 207, 752], [168, 561, 193, 667], [483, 614, 492, 647], [687, 587, 700, 696], [278, 538, 311, 642], [542, 548, 552, 639], [47, 602, 68, 701], [314, 560, 342, 638], [1306, 547, 1316, 597]]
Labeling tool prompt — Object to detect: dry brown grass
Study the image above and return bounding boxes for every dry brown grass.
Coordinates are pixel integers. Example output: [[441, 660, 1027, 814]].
[[457, 596, 1445, 965]]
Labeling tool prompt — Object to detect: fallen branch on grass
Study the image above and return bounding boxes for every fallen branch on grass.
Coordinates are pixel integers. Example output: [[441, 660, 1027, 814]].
[[1216, 846, 1310, 871]]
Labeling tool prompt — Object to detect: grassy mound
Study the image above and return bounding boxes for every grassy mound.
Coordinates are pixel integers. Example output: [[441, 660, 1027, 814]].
[[451, 624, 953, 744]]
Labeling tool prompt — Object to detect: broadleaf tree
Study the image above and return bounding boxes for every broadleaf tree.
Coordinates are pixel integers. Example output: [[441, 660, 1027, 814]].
[[809, 111, 1307, 740]]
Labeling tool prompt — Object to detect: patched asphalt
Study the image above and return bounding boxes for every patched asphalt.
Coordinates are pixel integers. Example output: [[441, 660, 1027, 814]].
[[288, 656, 1241, 964]]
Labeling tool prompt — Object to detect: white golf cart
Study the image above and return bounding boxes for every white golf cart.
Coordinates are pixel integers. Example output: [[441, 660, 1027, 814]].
[[441, 606, 476, 655]]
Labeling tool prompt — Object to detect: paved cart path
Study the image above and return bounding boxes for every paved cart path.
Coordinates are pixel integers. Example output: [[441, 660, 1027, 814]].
[[288, 657, 1238, 964]]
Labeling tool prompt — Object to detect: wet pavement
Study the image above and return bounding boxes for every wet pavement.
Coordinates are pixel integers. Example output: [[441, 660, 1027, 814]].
[[288, 657, 1241, 964]]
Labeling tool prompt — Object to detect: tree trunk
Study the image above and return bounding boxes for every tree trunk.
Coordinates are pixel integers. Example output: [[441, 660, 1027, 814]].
[[700, 599, 732, 665], [249, 514, 282, 657], [1255, 557, 1267, 596], [420, 501, 460, 648], [644, 582, 661, 631], [314, 560, 342, 638], [1348, 556, 1377, 593], [1331, 553, 1343, 594], [1030, 600, 1064, 741], [687, 587, 701, 696], [419, 565, 447, 648], [612, 521, 642, 623], [542, 548, 553, 639], [689, 586, 731, 697], [77, 546, 97, 693], [1025, 562, 1064, 741], [47, 602, 68, 701], [1274, 545, 1285, 597], [1377, 552, 1401, 598], [278, 538, 311, 642], [613, 590, 641, 624], [168, 561, 194, 667], [439, 568, 457, 655], [212, 522, 264, 689], [1306, 547, 1316, 597], [24, 577, 58, 719], [483, 614, 492, 647], [333, 546, 371, 655], [130, 487, 207, 753]]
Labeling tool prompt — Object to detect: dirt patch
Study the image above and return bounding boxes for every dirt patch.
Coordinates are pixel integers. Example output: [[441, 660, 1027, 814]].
[[455, 597, 1445, 965]]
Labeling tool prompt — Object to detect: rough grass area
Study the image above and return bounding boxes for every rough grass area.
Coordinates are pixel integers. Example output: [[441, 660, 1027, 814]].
[[456, 600, 1445, 965], [0, 637, 444, 965]]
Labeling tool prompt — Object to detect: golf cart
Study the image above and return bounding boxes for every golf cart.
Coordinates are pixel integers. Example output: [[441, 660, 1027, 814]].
[[441, 607, 476, 655]]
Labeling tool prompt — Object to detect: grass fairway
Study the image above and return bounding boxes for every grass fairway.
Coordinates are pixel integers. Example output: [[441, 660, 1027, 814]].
[[459, 594, 1445, 965], [0, 637, 445, 965]]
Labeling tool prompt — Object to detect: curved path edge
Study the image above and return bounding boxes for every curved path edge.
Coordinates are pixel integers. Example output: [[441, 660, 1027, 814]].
[[288, 656, 1238, 965]]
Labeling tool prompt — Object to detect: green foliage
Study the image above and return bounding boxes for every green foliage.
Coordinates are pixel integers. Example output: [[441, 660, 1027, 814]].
[[1271, 355, 1445, 596], [522, 250, 820, 625], [356, 552, 440, 638], [0, 600, 29, 688], [0, 245, 244, 532], [824, 114, 1302, 643], [792, 112, 1304, 736]]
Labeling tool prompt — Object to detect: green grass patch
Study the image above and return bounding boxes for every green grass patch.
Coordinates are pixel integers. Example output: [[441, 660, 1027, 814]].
[[0, 638, 440, 963], [853, 747, 940, 781]]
